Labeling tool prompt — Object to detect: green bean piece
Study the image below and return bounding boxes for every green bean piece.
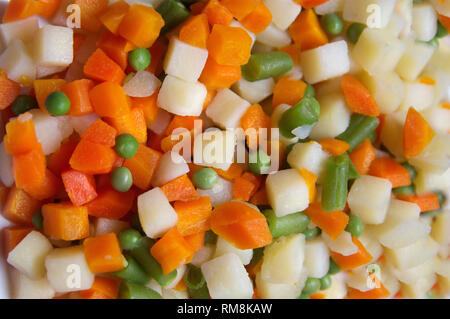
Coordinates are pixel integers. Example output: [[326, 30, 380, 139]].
[[393, 185, 415, 197], [401, 162, 417, 181], [184, 265, 206, 290], [302, 277, 321, 295], [241, 52, 293, 82], [321, 155, 349, 212], [436, 21, 448, 38], [336, 114, 379, 151], [112, 255, 150, 285], [346, 23, 366, 44], [248, 148, 271, 175], [328, 258, 340, 275], [130, 213, 144, 233], [320, 274, 332, 290], [279, 97, 320, 138], [188, 282, 210, 299], [264, 209, 310, 238], [118, 228, 143, 250], [434, 191, 446, 207], [12, 95, 38, 116], [304, 84, 315, 98], [156, 0, 190, 33], [348, 157, 360, 180], [119, 280, 162, 299], [297, 293, 310, 299], [302, 227, 321, 240], [345, 215, 364, 238], [427, 37, 439, 48], [250, 247, 264, 266]]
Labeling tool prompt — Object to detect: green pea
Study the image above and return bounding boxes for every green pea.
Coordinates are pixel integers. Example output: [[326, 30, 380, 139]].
[[248, 149, 271, 175], [393, 185, 415, 197], [320, 275, 332, 290], [304, 84, 315, 98], [346, 23, 366, 44], [321, 13, 343, 35], [123, 72, 136, 85], [111, 167, 133, 192], [11, 95, 38, 116], [114, 134, 139, 159], [45, 91, 70, 116], [192, 168, 219, 190], [128, 48, 151, 71], [345, 215, 364, 238], [118, 228, 143, 250], [436, 21, 448, 38], [302, 277, 321, 295], [32, 210, 43, 230], [401, 162, 417, 181], [328, 258, 340, 275], [303, 227, 321, 240]]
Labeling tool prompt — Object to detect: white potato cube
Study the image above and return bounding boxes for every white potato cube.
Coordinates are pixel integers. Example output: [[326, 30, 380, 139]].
[[0, 39, 36, 82], [287, 141, 330, 178], [266, 169, 309, 217], [415, 168, 450, 195], [348, 175, 392, 225], [304, 238, 330, 278], [408, 134, 450, 173], [164, 37, 208, 83], [398, 81, 434, 112], [197, 177, 233, 207], [45, 246, 94, 293], [205, 89, 251, 129], [158, 75, 207, 116], [309, 93, 351, 140], [261, 234, 305, 284], [33, 25, 73, 67], [37, 65, 67, 79], [380, 111, 407, 161], [346, 266, 374, 292], [389, 257, 437, 285], [256, 24, 292, 48], [321, 273, 347, 299], [232, 78, 275, 104], [322, 231, 358, 256], [7, 231, 53, 280], [423, 104, 450, 135], [0, 141, 14, 187], [214, 237, 253, 265], [152, 152, 190, 187], [193, 130, 236, 171], [401, 273, 437, 298], [343, 0, 396, 29], [359, 228, 383, 262], [315, 0, 344, 15], [383, 13, 406, 38], [396, 39, 435, 81], [201, 253, 253, 299], [29, 109, 63, 156], [94, 218, 129, 236], [411, 3, 437, 42], [10, 269, 55, 299], [123, 70, 161, 97], [0, 16, 39, 47], [70, 113, 100, 135], [396, 0, 413, 38], [431, 211, 450, 259], [255, 270, 307, 299], [300, 40, 350, 84], [263, 0, 301, 31], [138, 187, 178, 238], [190, 244, 215, 267], [379, 263, 400, 298], [385, 236, 439, 269]]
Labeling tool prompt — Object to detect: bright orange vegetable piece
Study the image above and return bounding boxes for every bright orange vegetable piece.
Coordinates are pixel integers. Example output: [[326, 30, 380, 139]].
[[69, 139, 117, 175], [278, 43, 302, 64], [330, 237, 373, 270], [220, 0, 260, 20], [349, 138, 376, 175], [89, 81, 131, 118], [48, 138, 79, 176], [0, 182, 7, 208], [33, 79, 66, 113], [160, 174, 200, 202], [396, 193, 440, 213], [62, 169, 98, 207], [123, 144, 162, 190], [2, 0, 41, 23], [130, 92, 159, 126], [438, 14, 450, 32], [369, 157, 411, 188], [202, 0, 233, 26], [105, 107, 147, 144], [79, 277, 120, 299], [36, 0, 61, 19], [289, 9, 328, 51], [2, 226, 34, 259], [85, 187, 136, 219], [74, 0, 109, 33], [184, 231, 205, 253], [295, 0, 329, 9], [272, 76, 307, 107], [341, 75, 380, 117], [214, 163, 244, 181], [147, 40, 167, 76], [249, 186, 268, 206], [99, 0, 130, 35], [2, 186, 41, 224], [20, 169, 60, 201], [62, 79, 95, 116], [164, 115, 202, 136], [84, 49, 126, 84], [240, 2, 272, 34], [12, 145, 45, 190], [42, 202, 90, 241], [304, 202, 349, 240], [199, 57, 242, 88], [0, 73, 20, 110], [179, 14, 210, 49], [174, 196, 212, 236], [403, 107, 435, 158], [346, 283, 390, 299], [4, 113, 40, 155], [233, 176, 257, 202], [300, 168, 317, 203], [240, 104, 271, 148], [84, 233, 126, 274], [82, 119, 117, 147], [211, 201, 272, 250], [97, 31, 134, 70], [319, 138, 351, 156]]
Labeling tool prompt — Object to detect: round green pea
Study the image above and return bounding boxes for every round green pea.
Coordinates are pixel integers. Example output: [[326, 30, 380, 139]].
[[248, 149, 271, 175], [320, 274, 332, 290], [328, 258, 340, 275], [346, 23, 366, 44], [111, 167, 133, 192], [321, 13, 343, 35], [128, 47, 151, 71], [11, 95, 38, 116], [192, 168, 219, 190], [32, 209, 43, 230], [302, 277, 321, 295], [345, 215, 364, 238], [303, 227, 321, 240], [436, 21, 448, 38], [45, 91, 70, 116], [118, 228, 143, 250], [114, 134, 139, 159]]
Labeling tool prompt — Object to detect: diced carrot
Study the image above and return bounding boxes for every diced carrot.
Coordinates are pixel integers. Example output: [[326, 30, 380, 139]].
[[310, 293, 326, 299], [69, 139, 117, 175], [330, 236, 373, 270], [341, 75, 380, 117], [438, 14, 450, 33], [2, 186, 41, 224], [319, 138, 351, 156], [396, 193, 440, 213], [74, 0, 109, 33], [207, 24, 253, 66], [105, 107, 147, 144], [403, 107, 435, 158], [203, 87, 217, 110], [2, 0, 41, 23], [289, 9, 328, 51], [123, 144, 162, 190], [240, 104, 271, 149], [33, 79, 67, 113], [62, 79, 95, 116], [0, 182, 7, 208], [174, 196, 212, 236], [184, 231, 205, 252], [173, 277, 188, 292], [4, 113, 40, 155], [419, 76, 436, 86], [214, 163, 244, 181], [203, 0, 233, 26], [79, 277, 120, 299], [2, 226, 34, 259], [20, 169, 61, 201], [61, 169, 97, 207], [89, 81, 130, 118], [299, 168, 317, 203], [84, 49, 126, 84], [99, 0, 130, 35], [118, 4, 165, 48], [233, 176, 257, 202], [249, 186, 268, 206], [304, 202, 349, 240], [220, 0, 260, 20], [82, 119, 117, 147], [73, 33, 86, 56], [199, 57, 242, 89], [97, 31, 134, 70], [130, 92, 159, 126], [191, 1, 207, 15], [84, 233, 125, 274], [368, 158, 411, 188], [0, 73, 20, 110], [86, 187, 136, 219], [240, 2, 272, 34], [147, 133, 164, 152], [346, 283, 390, 299], [295, 0, 329, 9], [37, 0, 61, 19], [278, 43, 302, 64], [165, 115, 202, 136], [349, 138, 376, 175], [42, 202, 90, 241], [147, 40, 167, 76], [48, 138, 79, 176], [160, 130, 194, 154], [272, 76, 307, 107], [13, 145, 46, 192], [179, 14, 210, 49], [211, 201, 272, 249], [160, 174, 200, 202]]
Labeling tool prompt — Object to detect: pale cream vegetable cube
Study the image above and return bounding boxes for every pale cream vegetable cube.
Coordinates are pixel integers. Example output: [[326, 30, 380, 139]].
[[266, 169, 309, 217], [415, 167, 450, 195], [201, 253, 253, 299], [232, 78, 275, 104], [37, 65, 67, 79], [7, 231, 53, 280], [401, 273, 436, 298], [300, 40, 350, 84], [261, 234, 305, 284], [314, 77, 342, 97], [396, 39, 435, 81], [322, 231, 358, 256], [0, 39, 36, 82], [29, 109, 63, 156], [263, 0, 302, 31], [314, 0, 344, 15], [163, 37, 208, 83], [398, 81, 434, 112], [197, 177, 233, 207], [256, 24, 292, 48], [205, 89, 251, 129], [395, 0, 413, 38], [33, 25, 73, 67], [423, 104, 450, 135], [430, 0, 450, 16], [255, 270, 307, 299], [384, 236, 439, 269], [45, 246, 94, 293], [383, 13, 406, 38], [321, 273, 347, 299], [379, 263, 400, 298], [214, 236, 253, 265], [123, 70, 161, 97], [309, 93, 351, 140], [408, 134, 450, 174], [389, 257, 437, 285], [411, 3, 437, 42], [138, 187, 178, 239], [436, 259, 450, 294], [346, 266, 374, 292], [348, 175, 392, 225], [0, 16, 39, 47], [287, 141, 330, 178], [431, 211, 450, 259], [70, 113, 99, 135], [193, 130, 235, 171], [94, 218, 129, 236], [10, 269, 55, 299], [190, 244, 215, 267], [380, 111, 407, 161], [0, 141, 14, 187], [304, 238, 330, 278], [152, 152, 190, 187], [343, 0, 395, 28]]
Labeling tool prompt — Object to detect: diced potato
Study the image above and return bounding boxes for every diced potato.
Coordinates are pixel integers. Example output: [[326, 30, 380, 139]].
[[300, 41, 350, 84], [322, 231, 358, 256], [33, 25, 73, 67], [201, 253, 253, 299], [232, 78, 275, 104], [423, 104, 450, 134], [70, 113, 100, 135], [0, 141, 14, 187], [346, 265, 375, 292], [45, 246, 94, 293], [266, 169, 309, 217], [415, 167, 450, 195], [152, 152, 190, 187], [309, 93, 351, 140], [271, 104, 299, 146], [94, 218, 129, 236], [205, 89, 251, 129], [343, 0, 396, 29], [389, 257, 437, 285], [304, 238, 330, 278], [287, 141, 330, 179], [123, 70, 161, 97], [162, 288, 188, 299], [137, 187, 178, 239], [163, 37, 208, 83], [7, 231, 53, 280], [411, 2, 437, 42], [314, 0, 344, 15], [214, 236, 253, 265], [0, 39, 36, 82], [56, 115, 73, 141], [395, 0, 413, 37], [255, 269, 307, 299], [380, 111, 407, 161], [352, 28, 405, 76], [431, 211, 450, 259], [193, 130, 236, 171], [379, 263, 400, 298], [29, 109, 63, 156], [383, 13, 406, 38], [398, 81, 434, 112], [263, 0, 302, 31], [384, 236, 439, 269], [358, 228, 383, 262], [256, 24, 292, 48], [37, 65, 67, 79], [261, 234, 305, 284], [408, 134, 450, 174], [158, 75, 207, 116], [348, 175, 392, 225], [396, 38, 435, 81], [0, 16, 39, 47], [321, 273, 347, 299], [401, 273, 436, 298], [314, 77, 342, 97], [165, 265, 186, 289], [190, 244, 215, 267], [197, 177, 233, 207], [10, 269, 55, 299]]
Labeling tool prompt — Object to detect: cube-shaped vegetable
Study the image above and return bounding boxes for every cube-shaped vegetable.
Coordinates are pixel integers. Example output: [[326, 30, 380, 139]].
[[137, 187, 178, 238], [123, 70, 161, 98], [287, 142, 330, 178], [380, 111, 407, 161], [401, 273, 437, 298], [431, 211, 450, 258], [411, 3, 437, 42], [390, 257, 436, 285], [232, 78, 275, 104], [193, 130, 236, 171], [415, 168, 450, 195], [384, 236, 439, 269], [197, 177, 233, 207], [151, 151, 190, 187], [322, 231, 358, 256], [0, 141, 14, 187], [0, 39, 36, 82], [304, 238, 330, 278], [164, 37, 209, 83], [29, 109, 64, 156], [300, 40, 350, 84], [266, 169, 309, 217], [10, 269, 55, 299], [396, 39, 435, 81], [229, 20, 256, 46], [398, 81, 434, 112], [190, 244, 215, 267], [255, 270, 307, 299], [94, 218, 129, 237], [347, 175, 392, 225], [201, 253, 253, 299], [70, 113, 100, 136], [384, 13, 406, 37], [0, 16, 39, 47], [321, 273, 347, 299], [359, 228, 383, 262], [315, 0, 344, 15], [7, 231, 53, 280], [408, 134, 450, 173], [263, 0, 302, 31], [214, 236, 253, 265], [343, 0, 396, 29], [256, 23, 292, 48], [45, 246, 94, 293], [33, 25, 74, 67], [346, 266, 373, 292]]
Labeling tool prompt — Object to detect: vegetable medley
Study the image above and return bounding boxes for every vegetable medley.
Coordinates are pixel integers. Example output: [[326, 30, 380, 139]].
[[0, 0, 449, 300]]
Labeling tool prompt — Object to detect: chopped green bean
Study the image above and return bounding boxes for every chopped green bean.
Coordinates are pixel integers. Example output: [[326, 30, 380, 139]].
[[393, 185, 415, 197], [118, 228, 143, 250], [112, 255, 150, 285], [320, 274, 332, 290], [156, 0, 190, 33], [336, 114, 379, 151], [242, 52, 293, 82], [436, 21, 448, 38], [184, 265, 206, 290], [346, 23, 366, 44], [279, 97, 320, 138], [302, 227, 321, 240], [119, 280, 162, 299], [322, 155, 349, 212], [401, 162, 417, 181], [250, 247, 264, 266], [264, 209, 310, 238]]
